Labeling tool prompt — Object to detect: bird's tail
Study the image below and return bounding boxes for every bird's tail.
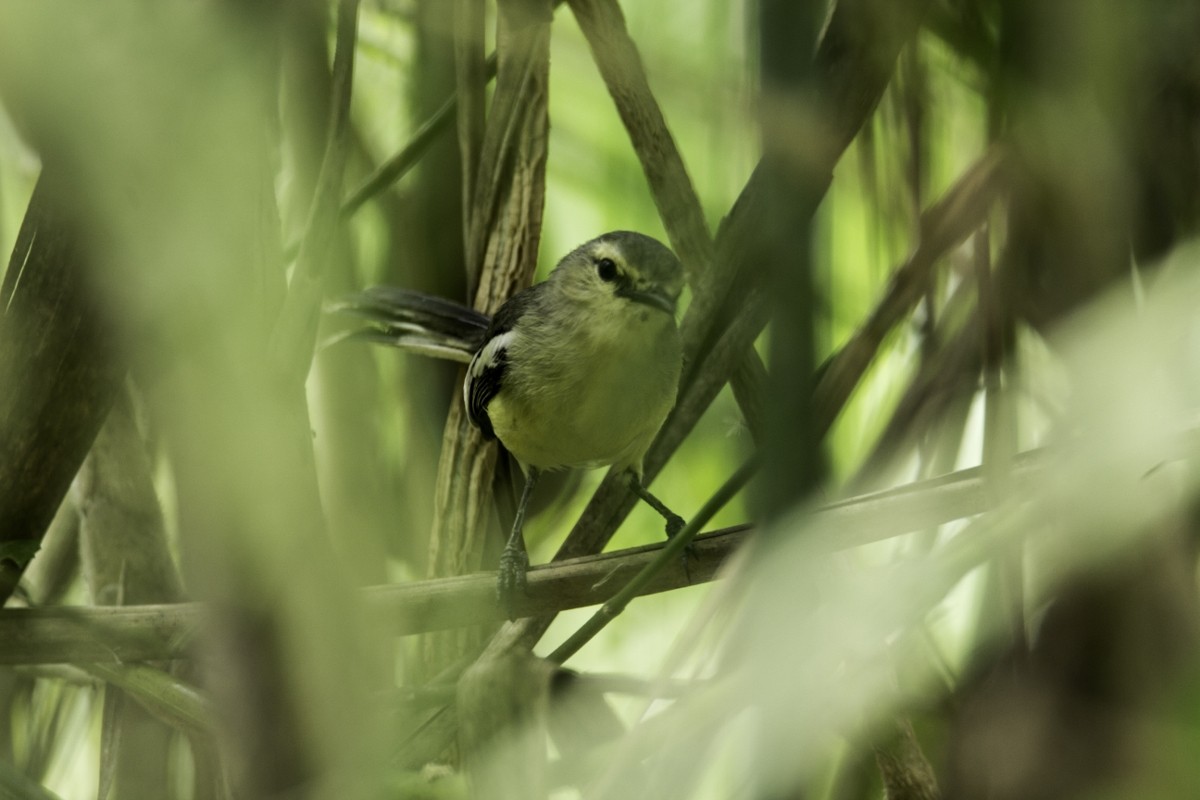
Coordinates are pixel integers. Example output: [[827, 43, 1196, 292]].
[[324, 286, 489, 363]]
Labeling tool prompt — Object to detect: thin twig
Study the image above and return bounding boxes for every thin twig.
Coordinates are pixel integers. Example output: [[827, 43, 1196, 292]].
[[566, 0, 713, 285], [548, 457, 759, 664], [339, 3, 579, 223], [340, 90, 462, 219], [455, 0, 489, 241], [84, 662, 214, 738], [975, 219, 1027, 652], [388, 671, 700, 716], [813, 146, 1008, 435], [282, 54, 499, 264]]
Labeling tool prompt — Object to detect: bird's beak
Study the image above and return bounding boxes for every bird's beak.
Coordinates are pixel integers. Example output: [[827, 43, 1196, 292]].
[[619, 285, 677, 315]]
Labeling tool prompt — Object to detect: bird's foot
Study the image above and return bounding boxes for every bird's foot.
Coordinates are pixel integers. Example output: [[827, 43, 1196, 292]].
[[497, 545, 530, 620], [662, 512, 697, 583]]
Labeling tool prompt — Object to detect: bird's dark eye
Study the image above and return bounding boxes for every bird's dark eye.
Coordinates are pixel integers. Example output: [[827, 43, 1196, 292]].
[[596, 258, 618, 282]]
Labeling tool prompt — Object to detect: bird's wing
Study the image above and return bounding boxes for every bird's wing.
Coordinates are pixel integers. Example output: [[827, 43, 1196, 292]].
[[462, 284, 545, 439], [464, 331, 512, 439]]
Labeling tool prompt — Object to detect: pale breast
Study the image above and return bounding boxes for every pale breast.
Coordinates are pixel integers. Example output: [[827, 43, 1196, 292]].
[[489, 309, 681, 471]]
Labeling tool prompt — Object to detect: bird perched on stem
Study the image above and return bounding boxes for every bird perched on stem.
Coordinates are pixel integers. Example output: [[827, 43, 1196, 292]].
[[333, 231, 687, 616]]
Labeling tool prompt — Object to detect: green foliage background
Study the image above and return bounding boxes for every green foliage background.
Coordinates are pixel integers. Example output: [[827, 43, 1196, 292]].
[[1, 0, 1199, 798]]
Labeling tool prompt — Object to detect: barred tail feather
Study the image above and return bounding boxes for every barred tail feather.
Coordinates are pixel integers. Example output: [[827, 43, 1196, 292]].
[[325, 286, 489, 363]]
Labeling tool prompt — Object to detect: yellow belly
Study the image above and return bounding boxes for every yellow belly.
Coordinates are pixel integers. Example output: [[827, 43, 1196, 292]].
[[488, 313, 680, 472]]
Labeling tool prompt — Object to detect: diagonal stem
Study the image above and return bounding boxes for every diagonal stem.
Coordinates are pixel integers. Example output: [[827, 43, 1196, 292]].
[[548, 456, 760, 665]]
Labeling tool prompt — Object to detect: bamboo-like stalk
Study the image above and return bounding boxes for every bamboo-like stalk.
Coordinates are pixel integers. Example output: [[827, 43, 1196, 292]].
[[420, 0, 554, 680], [268, 0, 361, 382], [76, 389, 184, 799]]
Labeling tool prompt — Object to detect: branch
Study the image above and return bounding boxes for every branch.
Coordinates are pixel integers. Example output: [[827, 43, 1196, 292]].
[[84, 661, 215, 738], [548, 458, 758, 664], [0, 173, 125, 607], [0, 444, 1092, 666], [0, 526, 743, 666], [566, 0, 713, 285]]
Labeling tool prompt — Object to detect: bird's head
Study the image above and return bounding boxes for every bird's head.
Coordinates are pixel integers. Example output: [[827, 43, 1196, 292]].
[[550, 231, 684, 317]]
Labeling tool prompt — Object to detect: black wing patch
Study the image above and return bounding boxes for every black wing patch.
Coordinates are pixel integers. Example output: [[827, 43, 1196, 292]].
[[463, 285, 543, 439], [466, 340, 508, 440]]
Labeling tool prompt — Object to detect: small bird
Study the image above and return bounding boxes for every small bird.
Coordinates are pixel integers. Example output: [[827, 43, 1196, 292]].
[[334, 231, 687, 614]]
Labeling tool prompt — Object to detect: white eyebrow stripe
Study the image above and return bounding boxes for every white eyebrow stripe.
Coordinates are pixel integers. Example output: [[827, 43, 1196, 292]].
[[588, 240, 625, 264]]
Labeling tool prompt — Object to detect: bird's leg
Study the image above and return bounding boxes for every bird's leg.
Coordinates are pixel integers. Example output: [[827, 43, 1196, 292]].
[[627, 471, 693, 581], [626, 471, 686, 538], [498, 466, 540, 618]]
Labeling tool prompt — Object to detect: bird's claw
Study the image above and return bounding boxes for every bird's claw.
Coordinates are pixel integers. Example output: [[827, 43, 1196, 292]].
[[497, 545, 529, 620], [662, 513, 697, 583]]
